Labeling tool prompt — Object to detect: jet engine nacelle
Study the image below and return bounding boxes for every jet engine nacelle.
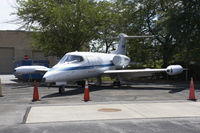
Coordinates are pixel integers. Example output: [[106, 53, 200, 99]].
[[166, 65, 183, 76], [112, 55, 130, 68]]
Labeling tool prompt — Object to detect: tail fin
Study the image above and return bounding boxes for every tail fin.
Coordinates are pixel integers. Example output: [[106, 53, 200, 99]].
[[114, 33, 154, 55], [115, 33, 128, 55]]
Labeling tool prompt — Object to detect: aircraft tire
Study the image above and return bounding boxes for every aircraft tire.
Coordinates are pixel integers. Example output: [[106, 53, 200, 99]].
[[77, 81, 85, 88], [59, 86, 65, 94], [113, 81, 121, 87]]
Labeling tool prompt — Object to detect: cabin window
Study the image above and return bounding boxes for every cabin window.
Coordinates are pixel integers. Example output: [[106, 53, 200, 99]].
[[59, 55, 84, 64]]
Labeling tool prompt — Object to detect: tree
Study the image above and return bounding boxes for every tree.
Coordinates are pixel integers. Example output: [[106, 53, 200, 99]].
[[112, 0, 156, 67], [16, 0, 200, 79], [167, 0, 200, 65], [132, 0, 200, 79], [134, 0, 180, 67], [16, 0, 116, 57], [89, 1, 121, 53]]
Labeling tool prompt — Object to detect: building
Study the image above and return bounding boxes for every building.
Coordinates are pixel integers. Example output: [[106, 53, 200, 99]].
[[0, 30, 57, 74]]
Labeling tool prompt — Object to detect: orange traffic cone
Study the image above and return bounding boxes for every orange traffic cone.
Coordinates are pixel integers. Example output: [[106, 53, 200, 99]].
[[83, 80, 90, 102], [32, 80, 39, 101], [188, 77, 196, 101]]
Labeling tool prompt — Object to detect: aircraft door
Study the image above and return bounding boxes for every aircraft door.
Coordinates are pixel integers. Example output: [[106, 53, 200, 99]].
[[85, 56, 100, 77]]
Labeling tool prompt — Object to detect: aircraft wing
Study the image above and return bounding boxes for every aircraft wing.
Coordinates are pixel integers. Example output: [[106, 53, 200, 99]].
[[104, 65, 183, 77], [104, 69, 166, 78], [104, 69, 166, 74]]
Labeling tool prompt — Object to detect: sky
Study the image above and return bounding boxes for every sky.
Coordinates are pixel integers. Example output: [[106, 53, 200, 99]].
[[0, 0, 107, 30], [0, 0, 21, 30]]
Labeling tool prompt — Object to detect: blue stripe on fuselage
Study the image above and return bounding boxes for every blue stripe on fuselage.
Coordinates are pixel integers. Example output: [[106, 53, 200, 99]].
[[50, 64, 114, 72]]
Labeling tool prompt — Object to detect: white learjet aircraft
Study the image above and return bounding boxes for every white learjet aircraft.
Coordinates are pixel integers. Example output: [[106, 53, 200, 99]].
[[14, 33, 183, 94]]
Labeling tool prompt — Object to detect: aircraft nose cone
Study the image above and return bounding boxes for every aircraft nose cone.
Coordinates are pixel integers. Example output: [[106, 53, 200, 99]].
[[43, 71, 55, 83], [43, 68, 66, 83], [43, 73, 50, 82]]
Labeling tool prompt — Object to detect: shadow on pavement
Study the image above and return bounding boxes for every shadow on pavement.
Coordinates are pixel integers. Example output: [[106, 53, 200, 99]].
[[42, 83, 189, 98]]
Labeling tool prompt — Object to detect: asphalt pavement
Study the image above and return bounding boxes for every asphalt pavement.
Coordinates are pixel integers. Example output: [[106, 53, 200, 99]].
[[0, 74, 200, 133]]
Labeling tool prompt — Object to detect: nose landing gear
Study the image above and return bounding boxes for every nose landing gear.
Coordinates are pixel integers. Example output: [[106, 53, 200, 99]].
[[59, 86, 65, 94]]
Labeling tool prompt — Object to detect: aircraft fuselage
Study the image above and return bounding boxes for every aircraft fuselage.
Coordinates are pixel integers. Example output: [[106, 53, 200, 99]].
[[43, 52, 116, 84]]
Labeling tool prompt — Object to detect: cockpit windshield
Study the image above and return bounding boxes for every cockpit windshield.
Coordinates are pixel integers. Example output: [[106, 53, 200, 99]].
[[58, 54, 84, 64]]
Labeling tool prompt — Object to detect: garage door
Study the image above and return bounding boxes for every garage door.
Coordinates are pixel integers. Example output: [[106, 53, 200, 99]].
[[0, 47, 14, 74]]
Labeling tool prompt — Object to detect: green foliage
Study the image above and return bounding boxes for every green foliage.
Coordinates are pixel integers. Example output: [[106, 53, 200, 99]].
[[89, 1, 122, 53], [17, 0, 114, 57], [16, 0, 200, 79], [167, 0, 200, 64]]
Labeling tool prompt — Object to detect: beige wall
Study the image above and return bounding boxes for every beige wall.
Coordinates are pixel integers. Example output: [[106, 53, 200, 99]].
[[0, 30, 57, 73], [0, 47, 14, 73], [0, 30, 32, 61]]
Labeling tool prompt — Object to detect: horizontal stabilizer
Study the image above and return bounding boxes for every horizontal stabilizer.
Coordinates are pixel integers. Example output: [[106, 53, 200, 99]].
[[112, 33, 154, 55], [123, 35, 154, 39]]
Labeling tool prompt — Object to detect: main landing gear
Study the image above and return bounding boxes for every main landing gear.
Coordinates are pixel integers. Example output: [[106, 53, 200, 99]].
[[113, 81, 121, 87], [113, 77, 121, 87], [77, 81, 85, 88], [59, 86, 65, 94], [96, 76, 102, 86]]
